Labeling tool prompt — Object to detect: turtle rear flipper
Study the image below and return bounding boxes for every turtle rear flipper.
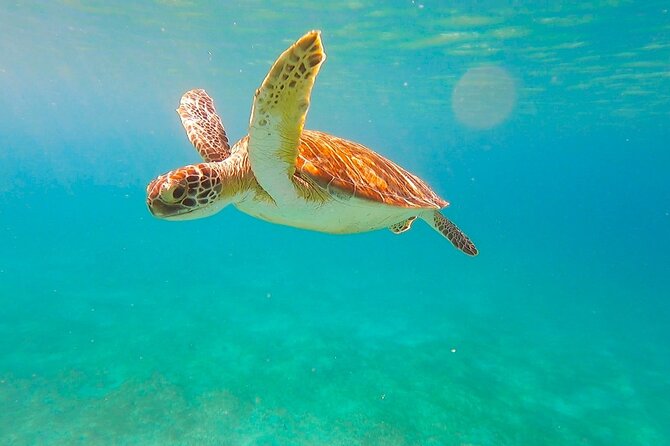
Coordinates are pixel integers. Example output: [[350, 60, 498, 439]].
[[389, 216, 417, 234], [421, 211, 478, 256]]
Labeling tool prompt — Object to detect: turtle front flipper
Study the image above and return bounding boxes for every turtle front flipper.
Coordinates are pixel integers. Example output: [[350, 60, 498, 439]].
[[177, 89, 231, 162], [247, 30, 326, 203], [422, 211, 478, 256]]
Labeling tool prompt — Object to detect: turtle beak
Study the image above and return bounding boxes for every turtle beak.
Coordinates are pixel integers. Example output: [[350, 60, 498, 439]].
[[147, 197, 171, 218], [146, 177, 176, 219], [146, 178, 162, 215]]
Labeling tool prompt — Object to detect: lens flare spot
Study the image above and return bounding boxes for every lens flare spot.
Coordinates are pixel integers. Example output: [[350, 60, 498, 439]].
[[451, 65, 517, 130]]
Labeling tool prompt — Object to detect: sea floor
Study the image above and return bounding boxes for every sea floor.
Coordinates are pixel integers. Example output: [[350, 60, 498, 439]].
[[2, 278, 668, 445]]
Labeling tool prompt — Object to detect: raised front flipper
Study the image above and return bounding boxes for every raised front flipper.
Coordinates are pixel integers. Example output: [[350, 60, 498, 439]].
[[177, 89, 231, 162], [247, 31, 326, 202]]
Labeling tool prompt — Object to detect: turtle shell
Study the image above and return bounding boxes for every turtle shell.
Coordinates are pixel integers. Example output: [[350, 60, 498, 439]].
[[295, 130, 448, 209]]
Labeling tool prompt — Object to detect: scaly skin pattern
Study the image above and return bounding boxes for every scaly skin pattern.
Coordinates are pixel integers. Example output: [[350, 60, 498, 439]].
[[247, 30, 326, 202], [430, 211, 478, 256], [389, 216, 417, 234], [177, 89, 231, 162], [146, 148, 265, 221], [146, 31, 478, 256]]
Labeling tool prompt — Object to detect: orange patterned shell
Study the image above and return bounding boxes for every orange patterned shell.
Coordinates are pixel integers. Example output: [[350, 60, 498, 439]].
[[296, 130, 448, 209]]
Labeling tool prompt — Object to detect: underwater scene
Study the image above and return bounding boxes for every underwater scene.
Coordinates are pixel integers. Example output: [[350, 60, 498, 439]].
[[1, 1, 669, 445]]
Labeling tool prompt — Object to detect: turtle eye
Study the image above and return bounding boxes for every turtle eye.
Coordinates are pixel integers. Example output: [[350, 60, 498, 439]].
[[172, 185, 186, 200], [160, 181, 187, 203]]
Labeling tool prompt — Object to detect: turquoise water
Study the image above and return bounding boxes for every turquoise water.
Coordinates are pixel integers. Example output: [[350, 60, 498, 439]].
[[2, 1, 670, 444]]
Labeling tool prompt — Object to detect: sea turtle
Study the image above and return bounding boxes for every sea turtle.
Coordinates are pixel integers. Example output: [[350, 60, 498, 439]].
[[146, 31, 478, 256]]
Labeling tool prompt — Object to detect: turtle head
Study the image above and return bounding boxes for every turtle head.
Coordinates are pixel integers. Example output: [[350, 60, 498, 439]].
[[146, 163, 228, 221]]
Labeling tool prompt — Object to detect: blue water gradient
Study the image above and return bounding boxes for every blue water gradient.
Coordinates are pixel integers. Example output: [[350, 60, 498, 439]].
[[1, 1, 669, 445]]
